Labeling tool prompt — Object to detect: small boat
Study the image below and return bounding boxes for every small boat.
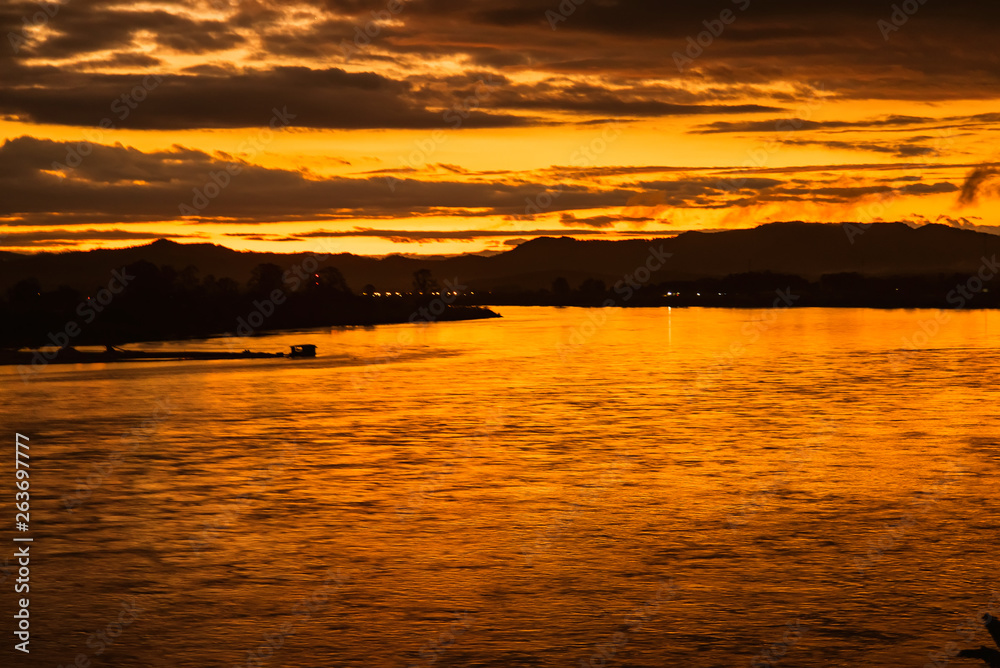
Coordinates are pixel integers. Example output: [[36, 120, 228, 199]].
[[289, 344, 317, 358]]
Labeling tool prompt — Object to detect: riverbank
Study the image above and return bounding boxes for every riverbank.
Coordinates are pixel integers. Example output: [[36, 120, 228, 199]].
[[0, 302, 501, 351]]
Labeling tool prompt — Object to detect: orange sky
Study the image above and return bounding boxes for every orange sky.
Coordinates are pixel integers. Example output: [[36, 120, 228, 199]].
[[2, 0, 999, 255]]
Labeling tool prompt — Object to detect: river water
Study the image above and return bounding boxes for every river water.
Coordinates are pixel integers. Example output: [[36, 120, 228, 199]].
[[1, 306, 998, 667]]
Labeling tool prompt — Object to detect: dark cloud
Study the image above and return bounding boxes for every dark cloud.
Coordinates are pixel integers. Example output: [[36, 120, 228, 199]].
[[4, 1, 1000, 253], [76, 52, 163, 69], [763, 182, 958, 204], [0, 67, 533, 130], [218, 226, 697, 245], [558, 213, 652, 229], [693, 115, 932, 135], [776, 138, 939, 158], [926, 215, 1000, 236], [433, 1, 1000, 101], [1, 1, 998, 131], [711, 162, 1000, 177], [288, 227, 623, 242], [0, 131, 982, 244], [621, 176, 783, 207], [483, 80, 783, 115], [0, 228, 204, 247], [3, 2, 244, 60], [621, 175, 959, 209], [694, 112, 1000, 137], [0, 136, 636, 224], [12, 65, 766, 130], [958, 165, 1000, 206], [899, 182, 960, 195]]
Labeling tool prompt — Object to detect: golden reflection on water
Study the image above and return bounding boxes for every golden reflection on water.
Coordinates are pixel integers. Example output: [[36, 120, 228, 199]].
[[1, 307, 999, 667]]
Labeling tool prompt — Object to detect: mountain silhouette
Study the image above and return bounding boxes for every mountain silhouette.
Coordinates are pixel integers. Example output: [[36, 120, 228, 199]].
[[3, 222, 999, 294]]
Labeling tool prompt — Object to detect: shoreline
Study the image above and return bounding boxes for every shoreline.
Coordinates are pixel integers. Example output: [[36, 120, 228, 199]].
[[471, 302, 998, 311], [0, 304, 501, 353]]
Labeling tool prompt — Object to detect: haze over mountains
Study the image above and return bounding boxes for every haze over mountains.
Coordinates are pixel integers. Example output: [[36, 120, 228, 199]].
[[3, 222, 998, 295]]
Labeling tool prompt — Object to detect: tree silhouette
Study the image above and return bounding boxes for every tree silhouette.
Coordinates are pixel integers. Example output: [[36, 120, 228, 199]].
[[315, 267, 351, 294], [177, 265, 200, 292], [0, 261, 499, 349], [551, 277, 570, 297], [249, 263, 284, 295], [579, 278, 607, 296], [7, 278, 41, 305], [413, 269, 439, 293]]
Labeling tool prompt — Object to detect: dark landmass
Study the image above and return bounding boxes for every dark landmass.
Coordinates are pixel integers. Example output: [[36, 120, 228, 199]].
[[0, 261, 498, 349], [462, 271, 1000, 309], [2, 221, 999, 349], [3, 221, 1000, 295]]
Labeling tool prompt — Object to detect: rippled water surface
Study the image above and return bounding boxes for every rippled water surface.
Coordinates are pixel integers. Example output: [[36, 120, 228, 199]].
[[2, 307, 999, 667]]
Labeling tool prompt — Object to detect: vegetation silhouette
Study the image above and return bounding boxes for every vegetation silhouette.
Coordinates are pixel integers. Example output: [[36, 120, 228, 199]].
[[464, 271, 1000, 309], [5, 257, 1000, 351], [0, 262, 498, 349]]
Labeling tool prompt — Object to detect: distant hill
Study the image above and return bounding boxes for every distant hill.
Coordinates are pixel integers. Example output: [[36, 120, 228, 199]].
[[3, 222, 999, 294]]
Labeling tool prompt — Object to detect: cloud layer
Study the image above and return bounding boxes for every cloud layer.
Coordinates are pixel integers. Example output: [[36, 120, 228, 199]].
[[2, 0, 999, 251]]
